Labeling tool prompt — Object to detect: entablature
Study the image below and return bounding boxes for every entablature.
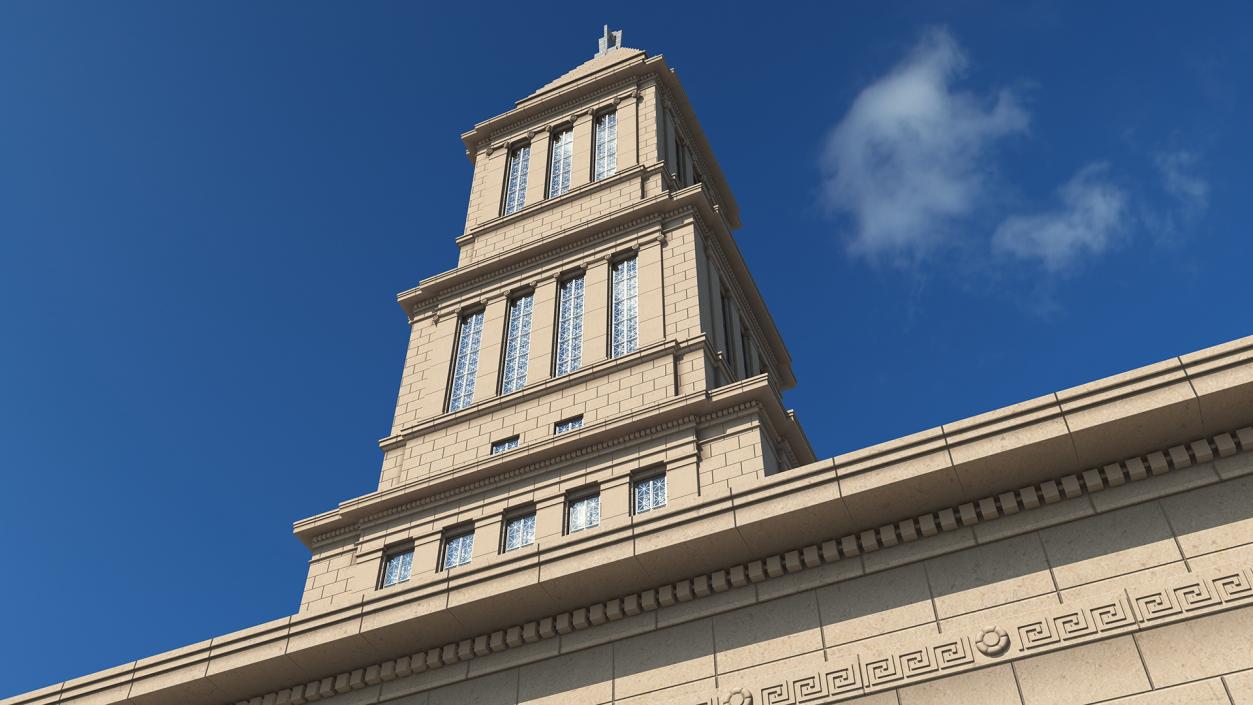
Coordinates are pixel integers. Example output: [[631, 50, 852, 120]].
[[295, 363, 805, 549], [397, 182, 796, 388]]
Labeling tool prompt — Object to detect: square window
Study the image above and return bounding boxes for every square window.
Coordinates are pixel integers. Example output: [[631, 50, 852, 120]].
[[503, 512, 536, 552], [380, 549, 413, 587], [491, 436, 520, 454], [634, 474, 667, 514], [554, 415, 583, 435], [442, 531, 475, 570], [567, 494, 600, 533]]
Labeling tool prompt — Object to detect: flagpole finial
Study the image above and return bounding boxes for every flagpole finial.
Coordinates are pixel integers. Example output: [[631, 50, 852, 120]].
[[596, 26, 623, 57]]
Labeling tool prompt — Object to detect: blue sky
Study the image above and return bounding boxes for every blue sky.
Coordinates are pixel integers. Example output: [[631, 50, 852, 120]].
[[2, 0, 1251, 696]]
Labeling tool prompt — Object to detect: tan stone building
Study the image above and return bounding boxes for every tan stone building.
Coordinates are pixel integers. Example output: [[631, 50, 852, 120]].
[[10, 29, 1253, 705]]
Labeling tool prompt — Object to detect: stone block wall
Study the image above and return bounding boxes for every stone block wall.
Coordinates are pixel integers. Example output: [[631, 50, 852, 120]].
[[301, 404, 778, 613], [288, 450, 1253, 704]]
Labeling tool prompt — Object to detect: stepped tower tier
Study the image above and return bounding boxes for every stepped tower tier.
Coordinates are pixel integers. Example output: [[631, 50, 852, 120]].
[[291, 30, 815, 616]]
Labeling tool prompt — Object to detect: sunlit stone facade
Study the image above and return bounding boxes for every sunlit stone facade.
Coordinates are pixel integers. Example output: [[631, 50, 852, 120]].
[[11, 29, 1253, 705]]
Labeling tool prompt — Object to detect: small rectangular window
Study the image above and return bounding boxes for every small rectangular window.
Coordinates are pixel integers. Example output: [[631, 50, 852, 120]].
[[380, 548, 414, 587], [442, 530, 475, 570], [502, 143, 530, 215], [554, 415, 583, 434], [610, 257, 638, 357], [567, 493, 600, 533], [554, 275, 585, 376], [593, 111, 617, 181], [491, 436, 520, 454], [447, 310, 485, 412], [634, 474, 667, 514], [500, 293, 533, 395], [503, 512, 536, 552], [548, 127, 574, 197]]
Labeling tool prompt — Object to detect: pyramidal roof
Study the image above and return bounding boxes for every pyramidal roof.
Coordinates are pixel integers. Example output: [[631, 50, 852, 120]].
[[520, 27, 644, 105]]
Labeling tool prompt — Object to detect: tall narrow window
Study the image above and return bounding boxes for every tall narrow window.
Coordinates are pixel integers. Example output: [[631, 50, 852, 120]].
[[503, 512, 536, 552], [740, 330, 753, 378], [548, 127, 573, 197], [567, 493, 600, 533], [554, 275, 584, 376], [500, 293, 533, 395], [502, 143, 530, 215], [442, 530, 474, 570], [611, 257, 638, 357], [672, 126, 688, 186], [720, 291, 735, 371], [634, 474, 667, 514], [447, 310, 485, 412], [380, 548, 413, 587], [593, 111, 617, 181]]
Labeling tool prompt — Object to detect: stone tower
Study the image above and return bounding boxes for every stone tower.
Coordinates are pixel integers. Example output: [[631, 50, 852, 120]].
[[290, 29, 815, 616]]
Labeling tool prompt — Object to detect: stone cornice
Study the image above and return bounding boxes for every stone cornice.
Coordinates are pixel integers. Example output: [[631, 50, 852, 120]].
[[294, 348, 800, 548], [397, 181, 799, 390], [379, 336, 688, 449], [453, 162, 650, 249], [692, 207, 792, 385], [398, 174, 673, 315]]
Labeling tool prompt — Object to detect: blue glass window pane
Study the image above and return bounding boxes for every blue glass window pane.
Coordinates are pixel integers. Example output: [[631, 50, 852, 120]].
[[381, 549, 413, 587], [491, 436, 520, 454], [448, 311, 485, 412], [634, 475, 667, 514], [500, 294, 533, 395], [567, 495, 600, 533], [503, 144, 530, 215], [443, 532, 474, 569], [611, 258, 638, 357], [548, 128, 573, 197], [554, 416, 583, 435], [504, 513, 536, 552], [555, 276, 584, 376], [593, 112, 617, 181]]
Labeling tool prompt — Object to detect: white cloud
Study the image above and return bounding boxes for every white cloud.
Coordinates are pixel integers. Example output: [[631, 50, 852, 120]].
[[1154, 149, 1209, 216], [992, 164, 1128, 272], [819, 28, 1028, 260]]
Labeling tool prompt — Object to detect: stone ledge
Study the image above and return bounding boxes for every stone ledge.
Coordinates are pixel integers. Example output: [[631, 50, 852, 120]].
[[294, 364, 803, 548]]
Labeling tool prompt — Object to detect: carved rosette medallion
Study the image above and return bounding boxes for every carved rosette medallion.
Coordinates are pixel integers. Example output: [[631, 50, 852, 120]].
[[975, 625, 1010, 657]]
